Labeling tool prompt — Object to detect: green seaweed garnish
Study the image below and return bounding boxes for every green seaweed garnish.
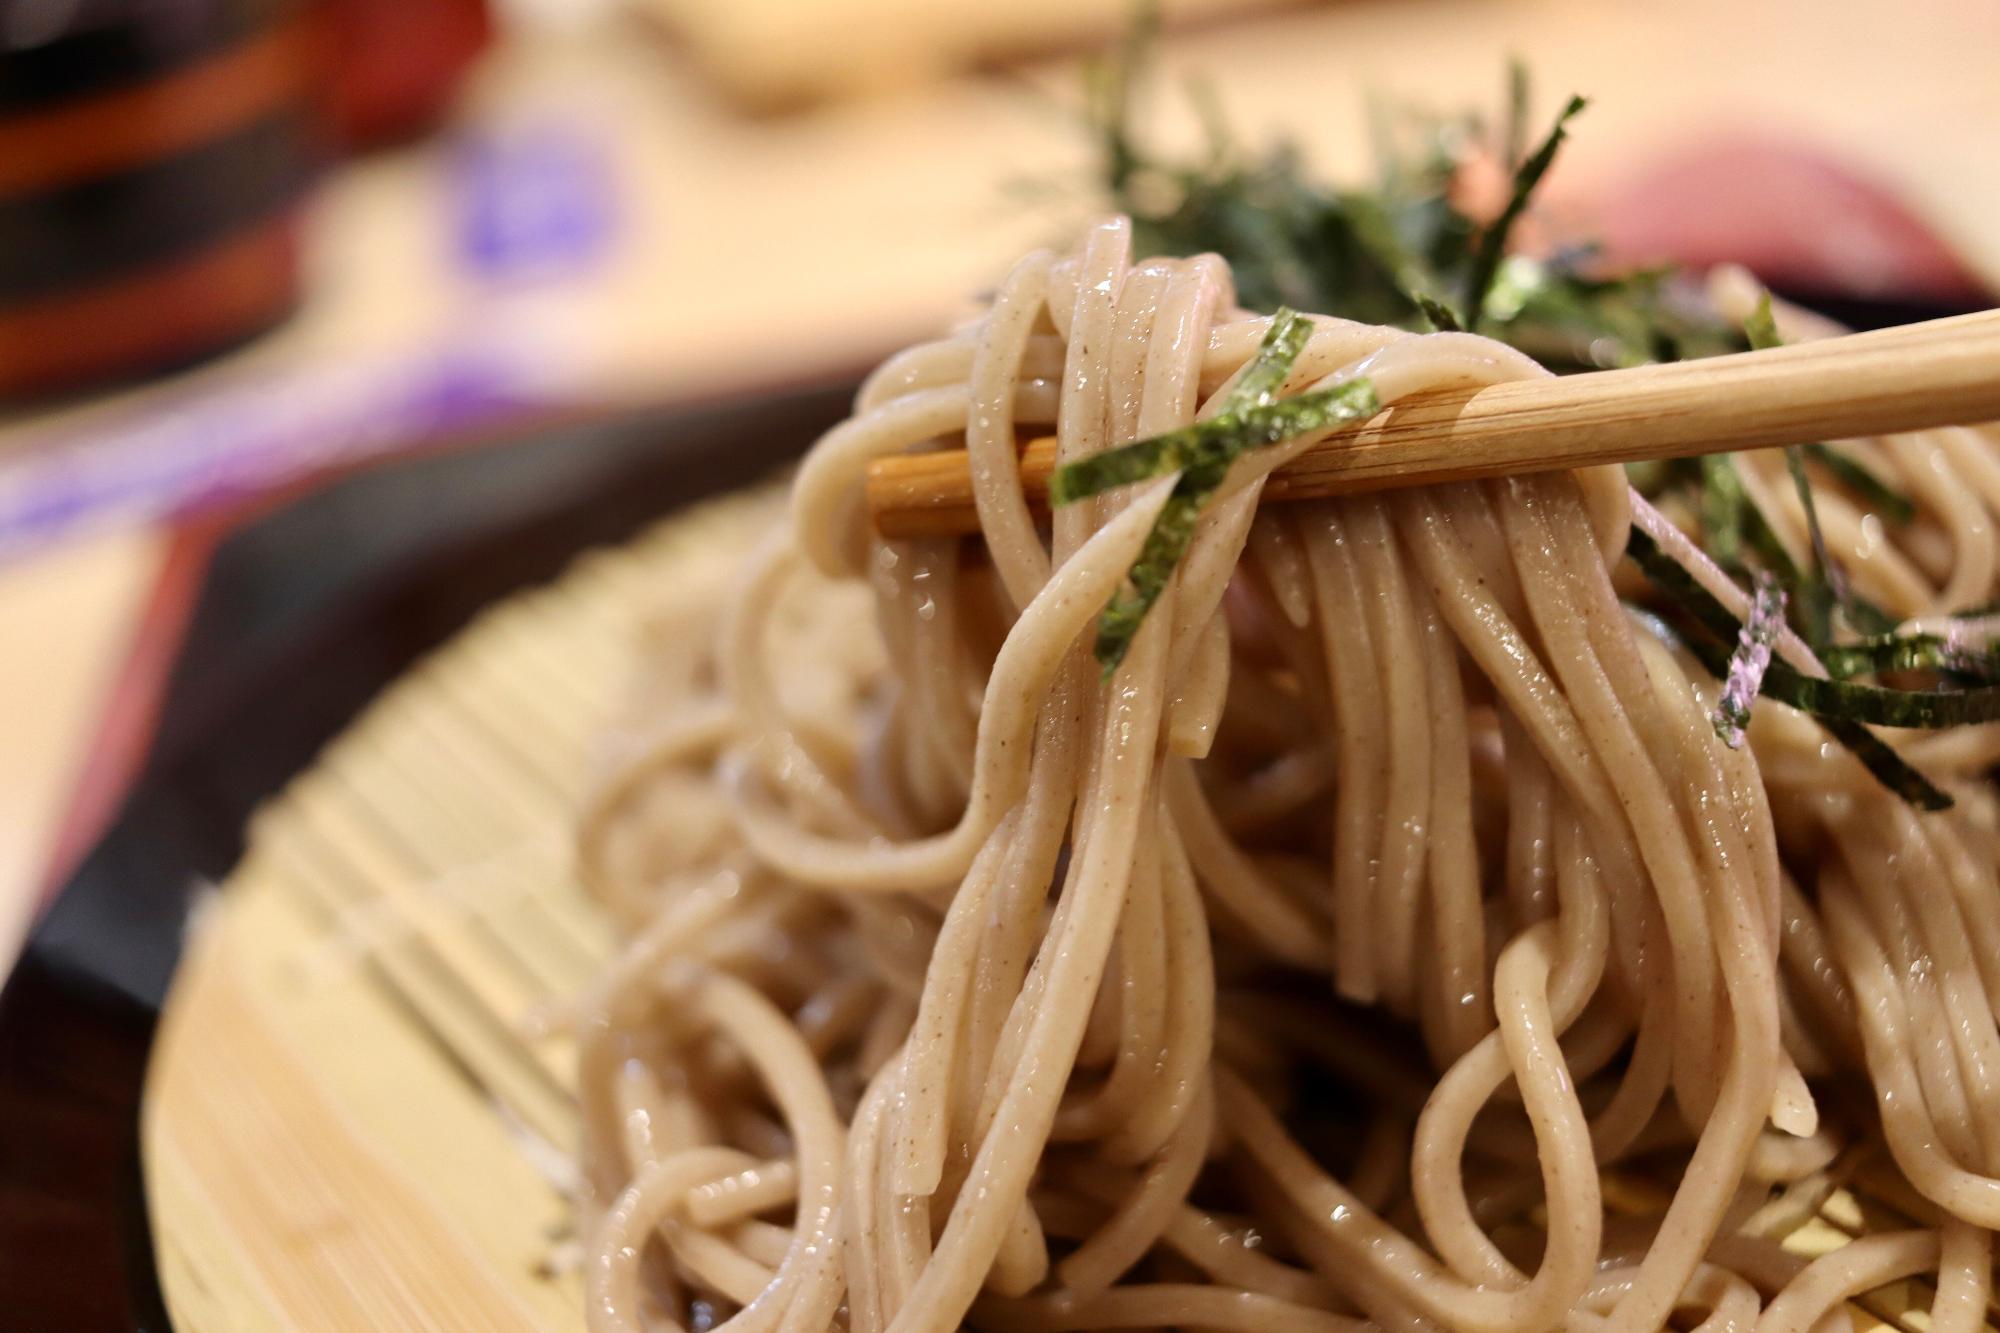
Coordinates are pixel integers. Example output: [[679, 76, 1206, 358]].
[[1462, 94, 1586, 330], [1742, 294, 1922, 644], [1052, 379, 1380, 510], [1679, 295, 1905, 652], [1626, 528, 1967, 808], [1076, 379, 1381, 672], [1225, 308, 1315, 409], [1064, 19, 1969, 805], [1783, 443, 1843, 627], [1699, 454, 1844, 643], [1762, 659, 2000, 730], [1801, 443, 1917, 526], [1741, 290, 1782, 350], [1684, 629, 1955, 809], [1059, 309, 1316, 673], [1049, 310, 1316, 505], [1629, 529, 2000, 728], [1086, 36, 1745, 370], [1051, 311, 1378, 673], [1822, 631, 1993, 681], [1699, 455, 1748, 571], [1625, 527, 1738, 641], [1088, 464, 1228, 673], [1818, 634, 1948, 680], [1818, 717, 1955, 810], [1747, 294, 1850, 634], [1414, 292, 1464, 332]]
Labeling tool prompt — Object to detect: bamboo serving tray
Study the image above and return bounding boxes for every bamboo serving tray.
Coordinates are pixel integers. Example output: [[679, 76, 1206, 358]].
[[142, 491, 774, 1331], [140, 487, 1965, 1331]]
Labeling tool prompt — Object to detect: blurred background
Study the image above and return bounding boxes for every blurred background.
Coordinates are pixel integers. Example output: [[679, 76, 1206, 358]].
[[2, 0, 1998, 973]]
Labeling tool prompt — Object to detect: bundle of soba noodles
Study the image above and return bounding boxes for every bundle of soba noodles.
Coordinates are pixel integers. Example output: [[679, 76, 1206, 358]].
[[571, 211, 2000, 1332]]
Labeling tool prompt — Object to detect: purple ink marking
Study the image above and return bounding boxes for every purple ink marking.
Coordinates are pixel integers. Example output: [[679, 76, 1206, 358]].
[[1713, 572, 1787, 748]]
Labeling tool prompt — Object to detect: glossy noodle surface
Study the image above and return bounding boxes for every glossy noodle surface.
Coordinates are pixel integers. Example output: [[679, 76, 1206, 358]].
[[576, 218, 2000, 1332]]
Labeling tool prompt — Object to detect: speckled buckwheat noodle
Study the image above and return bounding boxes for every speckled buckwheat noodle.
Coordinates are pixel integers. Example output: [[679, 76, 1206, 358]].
[[573, 218, 2000, 1332]]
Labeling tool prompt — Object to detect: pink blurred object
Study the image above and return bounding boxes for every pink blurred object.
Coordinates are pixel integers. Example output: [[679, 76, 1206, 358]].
[[1595, 136, 1988, 304]]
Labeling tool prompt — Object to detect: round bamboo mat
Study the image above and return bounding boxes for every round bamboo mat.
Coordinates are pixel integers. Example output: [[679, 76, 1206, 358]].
[[143, 485, 1962, 1331], [142, 490, 775, 1331]]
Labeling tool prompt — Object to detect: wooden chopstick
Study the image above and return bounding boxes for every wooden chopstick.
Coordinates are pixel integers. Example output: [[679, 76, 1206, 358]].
[[866, 307, 2000, 540]]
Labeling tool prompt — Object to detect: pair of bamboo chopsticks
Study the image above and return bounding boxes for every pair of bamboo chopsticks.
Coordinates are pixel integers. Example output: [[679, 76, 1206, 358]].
[[867, 308, 2000, 540]]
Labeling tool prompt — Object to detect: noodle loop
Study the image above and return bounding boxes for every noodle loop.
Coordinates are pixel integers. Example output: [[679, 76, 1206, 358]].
[[577, 221, 2000, 1331]]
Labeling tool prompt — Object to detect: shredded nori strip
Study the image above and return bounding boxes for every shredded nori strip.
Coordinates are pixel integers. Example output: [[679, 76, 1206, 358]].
[[1695, 434, 1820, 642], [1054, 311, 1379, 674], [1088, 457, 1231, 672], [1088, 34, 1745, 372], [1226, 309, 1315, 409], [1699, 455, 1748, 571], [1414, 292, 1464, 332], [1819, 629, 2000, 682], [1746, 295, 1851, 623], [1049, 313, 1332, 505], [1462, 94, 1586, 330], [1667, 606, 1952, 807], [1070, 25, 1977, 801], [1063, 374, 1379, 504], [1623, 529, 1738, 637], [1626, 528, 1963, 808], [1818, 716, 1954, 810], [1783, 444, 1847, 602], [1053, 375, 1380, 511], [1082, 381, 1379, 672], [1818, 634, 1948, 679], [1629, 529, 2000, 727], [1741, 290, 1782, 350], [1802, 442, 1917, 526], [1776, 676, 1992, 728], [1048, 308, 1360, 668]]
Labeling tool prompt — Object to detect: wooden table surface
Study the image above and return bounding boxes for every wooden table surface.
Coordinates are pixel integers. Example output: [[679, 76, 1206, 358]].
[[3, 0, 1998, 969]]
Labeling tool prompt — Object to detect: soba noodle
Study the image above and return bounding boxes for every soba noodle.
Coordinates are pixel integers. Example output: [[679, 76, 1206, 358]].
[[575, 217, 2000, 1331]]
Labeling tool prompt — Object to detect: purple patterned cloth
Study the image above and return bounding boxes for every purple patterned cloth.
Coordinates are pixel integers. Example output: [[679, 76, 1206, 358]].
[[0, 335, 557, 562]]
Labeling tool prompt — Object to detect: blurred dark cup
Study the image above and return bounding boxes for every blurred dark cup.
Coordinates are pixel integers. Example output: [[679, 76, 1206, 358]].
[[0, 0, 320, 398]]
